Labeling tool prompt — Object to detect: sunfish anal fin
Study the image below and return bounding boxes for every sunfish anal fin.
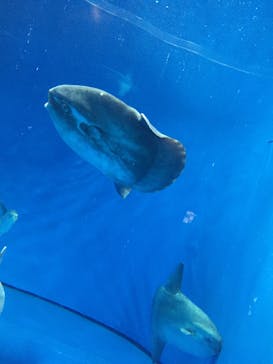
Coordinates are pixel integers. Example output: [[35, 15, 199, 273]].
[[114, 183, 132, 198], [165, 262, 184, 294]]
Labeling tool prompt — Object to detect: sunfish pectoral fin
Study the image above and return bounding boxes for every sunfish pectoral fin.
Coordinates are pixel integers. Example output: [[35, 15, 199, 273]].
[[180, 327, 193, 335], [152, 336, 165, 364], [114, 183, 132, 198], [165, 262, 184, 294]]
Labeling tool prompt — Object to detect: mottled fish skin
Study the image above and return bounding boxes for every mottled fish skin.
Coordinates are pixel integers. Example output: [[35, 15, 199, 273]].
[[151, 263, 222, 363], [45, 85, 186, 197]]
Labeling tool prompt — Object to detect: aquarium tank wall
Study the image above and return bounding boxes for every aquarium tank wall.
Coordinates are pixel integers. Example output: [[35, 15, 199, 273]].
[[1, 1, 273, 363]]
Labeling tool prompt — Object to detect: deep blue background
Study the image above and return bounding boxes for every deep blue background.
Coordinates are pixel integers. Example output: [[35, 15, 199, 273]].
[[1, 1, 273, 363]]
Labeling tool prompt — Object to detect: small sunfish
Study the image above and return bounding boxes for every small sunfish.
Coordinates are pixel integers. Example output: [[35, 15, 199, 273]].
[[0, 246, 7, 314], [151, 263, 222, 363], [0, 202, 18, 236]]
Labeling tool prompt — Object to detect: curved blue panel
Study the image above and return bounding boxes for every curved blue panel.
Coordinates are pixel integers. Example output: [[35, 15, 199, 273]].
[[1, 1, 273, 363], [0, 285, 151, 363]]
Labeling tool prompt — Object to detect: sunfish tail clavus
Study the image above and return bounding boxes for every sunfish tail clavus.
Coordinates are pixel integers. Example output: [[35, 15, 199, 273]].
[[151, 263, 222, 363], [44, 85, 186, 198]]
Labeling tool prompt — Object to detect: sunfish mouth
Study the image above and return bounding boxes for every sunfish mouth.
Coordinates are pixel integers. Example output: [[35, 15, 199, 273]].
[[45, 88, 60, 106], [45, 87, 66, 109]]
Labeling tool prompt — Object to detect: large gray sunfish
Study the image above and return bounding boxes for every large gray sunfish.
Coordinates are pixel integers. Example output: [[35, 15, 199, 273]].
[[44, 85, 186, 198]]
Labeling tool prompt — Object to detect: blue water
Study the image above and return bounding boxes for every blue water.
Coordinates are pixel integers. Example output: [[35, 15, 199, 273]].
[[0, 285, 151, 363], [1, 1, 273, 363]]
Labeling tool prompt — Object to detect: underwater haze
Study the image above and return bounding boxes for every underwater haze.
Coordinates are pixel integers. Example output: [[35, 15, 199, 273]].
[[1, 0, 273, 363]]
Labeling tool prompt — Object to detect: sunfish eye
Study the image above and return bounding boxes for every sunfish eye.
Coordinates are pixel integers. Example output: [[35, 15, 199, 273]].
[[60, 101, 70, 114], [205, 337, 214, 344]]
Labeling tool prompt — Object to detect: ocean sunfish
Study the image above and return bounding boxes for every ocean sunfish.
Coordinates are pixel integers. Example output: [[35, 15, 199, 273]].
[[44, 85, 186, 198], [0, 202, 18, 236], [151, 263, 222, 363], [0, 246, 7, 314]]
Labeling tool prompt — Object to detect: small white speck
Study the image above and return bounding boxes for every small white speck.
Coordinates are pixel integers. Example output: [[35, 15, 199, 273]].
[[123, 239, 131, 248], [35, 66, 39, 71], [248, 308, 252, 316], [100, 92, 104, 96], [253, 296, 258, 303], [211, 162, 215, 167], [182, 211, 196, 224]]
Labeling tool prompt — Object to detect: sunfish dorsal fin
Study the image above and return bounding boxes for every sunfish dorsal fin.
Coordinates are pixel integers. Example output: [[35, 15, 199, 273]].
[[114, 183, 132, 198], [165, 262, 184, 294]]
